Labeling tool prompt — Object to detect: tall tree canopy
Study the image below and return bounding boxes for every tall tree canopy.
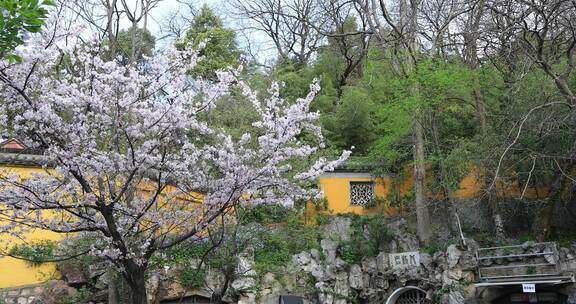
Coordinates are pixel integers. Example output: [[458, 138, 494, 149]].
[[115, 26, 156, 64], [180, 5, 241, 80]]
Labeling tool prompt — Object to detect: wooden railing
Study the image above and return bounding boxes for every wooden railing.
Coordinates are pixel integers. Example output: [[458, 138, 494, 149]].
[[475, 242, 560, 281]]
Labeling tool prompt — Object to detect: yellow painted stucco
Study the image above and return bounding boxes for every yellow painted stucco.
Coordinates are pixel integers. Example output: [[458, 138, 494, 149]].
[[315, 168, 546, 217], [318, 175, 397, 215], [0, 229, 61, 288], [0, 165, 63, 288]]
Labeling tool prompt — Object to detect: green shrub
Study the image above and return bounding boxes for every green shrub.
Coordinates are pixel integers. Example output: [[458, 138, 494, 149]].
[[433, 284, 457, 303], [237, 204, 297, 225], [421, 243, 442, 255], [9, 240, 56, 266], [253, 214, 321, 274], [153, 209, 322, 288], [158, 240, 211, 266], [285, 213, 321, 253], [421, 239, 459, 255], [180, 267, 206, 289], [519, 234, 535, 243], [315, 213, 331, 226], [254, 232, 292, 273], [338, 242, 363, 264], [337, 215, 391, 264], [551, 230, 576, 248]]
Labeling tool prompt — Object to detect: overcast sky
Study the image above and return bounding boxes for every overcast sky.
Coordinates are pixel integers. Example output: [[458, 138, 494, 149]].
[[143, 0, 277, 63]]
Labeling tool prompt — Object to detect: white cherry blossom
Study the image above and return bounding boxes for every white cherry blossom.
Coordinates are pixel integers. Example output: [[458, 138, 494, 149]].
[[0, 13, 349, 303]]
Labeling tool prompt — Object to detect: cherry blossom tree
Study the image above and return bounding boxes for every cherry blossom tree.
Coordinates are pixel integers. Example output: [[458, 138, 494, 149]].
[[0, 14, 349, 303]]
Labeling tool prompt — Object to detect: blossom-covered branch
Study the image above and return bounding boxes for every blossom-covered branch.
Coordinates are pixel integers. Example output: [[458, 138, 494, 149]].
[[0, 12, 349, 303]]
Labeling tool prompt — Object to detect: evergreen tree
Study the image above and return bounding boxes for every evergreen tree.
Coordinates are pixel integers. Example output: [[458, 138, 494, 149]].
[[115, 26, 156, 64], [179, 5, 241, 80]]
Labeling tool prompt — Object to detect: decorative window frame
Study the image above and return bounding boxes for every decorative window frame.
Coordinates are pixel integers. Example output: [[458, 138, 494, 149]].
[[349, 181, 375, 207]]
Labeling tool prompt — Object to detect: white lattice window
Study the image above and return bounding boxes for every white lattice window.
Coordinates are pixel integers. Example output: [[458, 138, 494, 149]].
[[349, 181, 374, 206]]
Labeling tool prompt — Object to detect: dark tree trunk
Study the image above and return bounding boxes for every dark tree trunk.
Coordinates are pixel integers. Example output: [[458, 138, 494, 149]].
[[127, 276, 147, 304], [124, 261, 148, 304], [211, 269, 233, 304]]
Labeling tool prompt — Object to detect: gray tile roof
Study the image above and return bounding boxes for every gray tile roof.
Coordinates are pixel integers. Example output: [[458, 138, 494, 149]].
[[0, 152, 53, 167]]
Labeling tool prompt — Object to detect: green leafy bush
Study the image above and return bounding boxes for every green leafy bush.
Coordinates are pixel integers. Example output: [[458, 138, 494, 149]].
[[157, 240, 211, 267], [253, 213, 321, 274], [315, 213, 331, 226], [9, 240, 56, 266], [338, 242, 363, 264], [337, 214, 391, 264], [237, 204, 297, 225], [153, 213, 321, 289], [421, 239, 459, 255], [551, 230, 576, 248], [180, 267, 207, 289], [254, 232, 292, 273], [433, 284, 457, 303]]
